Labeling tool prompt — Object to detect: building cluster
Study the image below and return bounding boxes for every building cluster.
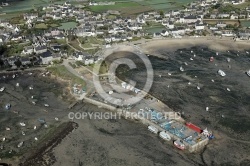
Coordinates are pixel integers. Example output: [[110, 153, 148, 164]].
[[0, 0, 250, 68]]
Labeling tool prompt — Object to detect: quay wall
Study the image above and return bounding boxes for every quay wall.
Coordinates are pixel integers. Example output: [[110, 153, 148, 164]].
[[82, 96, 208, 152]]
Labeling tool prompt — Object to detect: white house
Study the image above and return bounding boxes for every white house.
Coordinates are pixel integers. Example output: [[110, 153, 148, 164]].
[[195, 23, 205, 30], [161, 30, 169, 37]]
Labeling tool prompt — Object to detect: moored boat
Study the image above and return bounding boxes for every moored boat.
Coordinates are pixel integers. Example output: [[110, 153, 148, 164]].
[[218, 70, 226, 77], [180, 66, 184, 72], [174, 139, 185, 150], [246, 70, 250, 77], [148, 125, 158, 134], [159, 131, 171, 141]]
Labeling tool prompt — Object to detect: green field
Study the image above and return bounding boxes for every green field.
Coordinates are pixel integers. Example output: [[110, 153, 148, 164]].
[[89, 2, 139, 12], [47, 65, 86, 87], [91, 0, 194, 11], [241, 20, 250, 28], [0, 0, 67, 13], [58, 22, 78, 30]]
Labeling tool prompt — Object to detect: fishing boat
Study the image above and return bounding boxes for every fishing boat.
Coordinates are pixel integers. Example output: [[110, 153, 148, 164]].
[[180, 66, 184, 72], [174, 139, 185, 150], [218, 70, 226, 77], [209, 56, 214, 62], [246, 70, 250, 77], [159, 131, 171, 141], [148, 125, 158, 134]]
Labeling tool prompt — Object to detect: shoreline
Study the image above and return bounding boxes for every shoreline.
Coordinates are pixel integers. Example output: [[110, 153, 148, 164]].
[[136, 37, 250, 56]]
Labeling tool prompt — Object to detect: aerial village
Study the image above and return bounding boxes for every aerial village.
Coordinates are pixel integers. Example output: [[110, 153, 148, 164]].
[[0, 0, 249, 68], [0, 0, 250, 155]]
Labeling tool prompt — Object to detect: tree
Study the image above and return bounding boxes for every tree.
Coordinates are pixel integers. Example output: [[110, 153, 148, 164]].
[[14, 59, 22, 68], [159, 11, 164, 17]]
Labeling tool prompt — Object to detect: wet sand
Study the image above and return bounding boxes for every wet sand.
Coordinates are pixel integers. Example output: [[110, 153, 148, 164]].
[[114, 44, 250, 165], [1, 38, 250, 165]]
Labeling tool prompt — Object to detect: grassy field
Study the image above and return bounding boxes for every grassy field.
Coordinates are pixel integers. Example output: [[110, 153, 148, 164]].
[[143, 22, 165, 34], [89, 2, 139, 12], [35, 23, 48, 29], [58, 22, 78, 30], [47, 65, 86, 87], [68, 39, 85, 51]]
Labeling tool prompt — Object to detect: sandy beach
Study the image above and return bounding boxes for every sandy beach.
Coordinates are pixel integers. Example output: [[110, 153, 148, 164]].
[[139, 37, 250, 56]]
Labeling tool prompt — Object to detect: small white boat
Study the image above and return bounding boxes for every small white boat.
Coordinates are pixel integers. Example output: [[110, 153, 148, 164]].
[[246, 70, 250, 77], [168, 73, 172, 76], [191, 50, 193, 53], [34, 126, 37, 130], [34, 137, 38, 141], [218, 70, 226, 77], [246, 51, 249, 54], [6, 127, 10, 131], [227, 58, 230, 62], [44, 104, 49, 107], [188, 82, 191, 85], [22, 131, 25, 136], [206, 107, 209, 111], [184, 62, 188, 66], [148, 125, 158, 134], [0, 87, 5, 92], [55, 117, 59, 121], [17, 141, 23, 148], [197, 86, 200, 90], [159, 75, 161, 78], [216, 52, 219, 56], [211, 79, 215, 82], [20, 123, 26, 127], [193, 54, 196, 57], [180, 66, 184, 72], [29, 86, 33, 90], [159, 131, 171, 141], [190, 58, 193, 61], [12, 74, 15, 78], [2, 137, 5, 141], [226, 88, 231, 91], [16, 83, 19, 87]]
